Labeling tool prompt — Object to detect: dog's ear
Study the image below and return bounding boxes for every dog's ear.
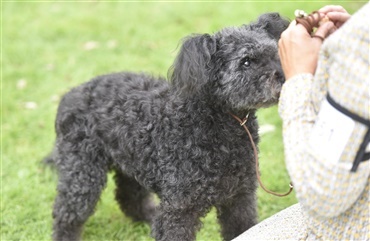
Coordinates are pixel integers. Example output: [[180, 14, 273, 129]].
[[248, 13, 290, 40], [169, 34, 217, 96]]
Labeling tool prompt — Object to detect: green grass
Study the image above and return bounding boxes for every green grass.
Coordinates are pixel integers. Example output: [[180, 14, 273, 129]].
[[1, 1, 365, 240]]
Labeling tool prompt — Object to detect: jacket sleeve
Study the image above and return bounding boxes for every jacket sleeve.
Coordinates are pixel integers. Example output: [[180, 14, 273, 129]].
[[278, 3, 370, 218], [278, 72, 370, 218]]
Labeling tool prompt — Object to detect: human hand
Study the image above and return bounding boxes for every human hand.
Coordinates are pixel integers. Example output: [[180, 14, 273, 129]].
[[278, 17, 335, 80], [319, 5, 351, 28]]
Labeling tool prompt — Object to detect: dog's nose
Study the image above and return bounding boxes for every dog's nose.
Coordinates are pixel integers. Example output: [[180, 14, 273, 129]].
[[272, 70, 285, 83], [270, 59, 285, 83], [278, 71, 286, 83]]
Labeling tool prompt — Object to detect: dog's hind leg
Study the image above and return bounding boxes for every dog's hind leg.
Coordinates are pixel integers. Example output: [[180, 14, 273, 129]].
[[216, 192, 257, 241], [114, 171, 156, 223], [52, 148, 108, 241], [151, 202, 210, 241]]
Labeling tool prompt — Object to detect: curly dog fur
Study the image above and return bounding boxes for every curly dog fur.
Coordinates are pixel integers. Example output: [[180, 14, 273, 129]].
[[48, 13, 288, 241]]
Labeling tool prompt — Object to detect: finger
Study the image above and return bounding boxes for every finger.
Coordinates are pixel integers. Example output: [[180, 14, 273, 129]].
[[314, 21, 336, 39], [280, 20, 303, 39], [327, 12, 351, 24], [295, 22, 313, 36], [312, 12, 327, 28], [280, 19, 311, 43], [288, 20, 297, 28], [318, 5, 347, 14], [312, 11, 326, 20]]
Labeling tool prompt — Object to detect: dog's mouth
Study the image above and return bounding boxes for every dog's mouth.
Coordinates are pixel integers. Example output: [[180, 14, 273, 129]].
[[268, 70, 285, 96], [252, 71, 284, 108]]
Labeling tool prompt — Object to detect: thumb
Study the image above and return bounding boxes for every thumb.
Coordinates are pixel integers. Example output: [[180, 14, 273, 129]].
[[314, 21, 336, 39]]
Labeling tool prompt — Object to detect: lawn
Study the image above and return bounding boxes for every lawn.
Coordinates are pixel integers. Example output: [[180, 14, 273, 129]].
[[1, 1, 365, 240]]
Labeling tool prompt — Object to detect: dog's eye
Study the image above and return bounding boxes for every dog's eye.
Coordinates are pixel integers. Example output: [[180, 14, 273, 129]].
[[243, 58, 251, 67]]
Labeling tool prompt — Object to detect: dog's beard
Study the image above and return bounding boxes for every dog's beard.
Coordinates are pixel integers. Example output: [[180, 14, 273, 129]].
[[249, 71, 283, 108]]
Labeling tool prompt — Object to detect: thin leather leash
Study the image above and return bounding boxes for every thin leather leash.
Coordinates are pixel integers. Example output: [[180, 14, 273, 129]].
[[230, 113, 294, 197], [295, 10, 330, 41]]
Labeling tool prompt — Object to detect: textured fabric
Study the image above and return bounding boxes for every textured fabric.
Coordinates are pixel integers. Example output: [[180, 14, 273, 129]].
[[234, 3, 370, 240], [233, 204, 307, 240]]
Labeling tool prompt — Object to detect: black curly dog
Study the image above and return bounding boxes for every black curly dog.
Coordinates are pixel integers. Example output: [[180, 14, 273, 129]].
[[48, 13, 289, 241]]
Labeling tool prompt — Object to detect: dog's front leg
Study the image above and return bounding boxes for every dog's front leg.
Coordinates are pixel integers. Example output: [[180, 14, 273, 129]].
[[151, 202, 208, 241], [216, 192, 257, 241]]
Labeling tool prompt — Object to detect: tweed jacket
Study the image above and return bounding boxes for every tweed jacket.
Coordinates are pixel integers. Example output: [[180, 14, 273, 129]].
[[278, 3, 370, 239]]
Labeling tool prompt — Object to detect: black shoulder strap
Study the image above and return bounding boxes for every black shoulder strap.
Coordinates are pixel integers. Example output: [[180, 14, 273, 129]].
[[327, 94, 370, 172], [327, 94, 370, 127]]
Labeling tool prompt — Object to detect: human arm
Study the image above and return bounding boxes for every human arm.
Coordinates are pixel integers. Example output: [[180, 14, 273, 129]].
[[278, 5, 370, 218]]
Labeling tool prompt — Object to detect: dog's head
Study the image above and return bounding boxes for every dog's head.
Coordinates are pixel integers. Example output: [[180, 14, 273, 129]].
[[169, 13, 289, 113]]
